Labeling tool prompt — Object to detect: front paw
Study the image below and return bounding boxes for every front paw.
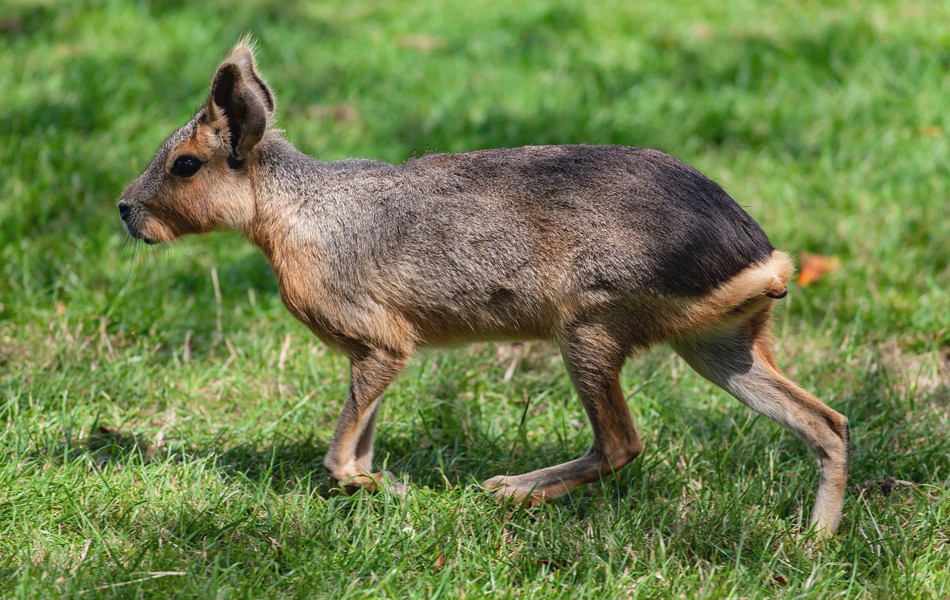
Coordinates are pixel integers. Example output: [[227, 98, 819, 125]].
[[482, 475, 545, 508], [341, 470, 406, 496]]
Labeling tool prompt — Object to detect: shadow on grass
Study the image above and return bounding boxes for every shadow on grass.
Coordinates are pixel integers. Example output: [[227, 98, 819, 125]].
[[61, 382, 950, 493], [30, 340, 950, 498], [19, 341, 948, 572]]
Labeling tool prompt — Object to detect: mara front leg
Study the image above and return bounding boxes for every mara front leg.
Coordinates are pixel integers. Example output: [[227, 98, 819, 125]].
[[323, 346, 408, 492]]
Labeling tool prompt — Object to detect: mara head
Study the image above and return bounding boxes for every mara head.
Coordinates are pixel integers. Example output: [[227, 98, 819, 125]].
[[118, 39, 275, 244]]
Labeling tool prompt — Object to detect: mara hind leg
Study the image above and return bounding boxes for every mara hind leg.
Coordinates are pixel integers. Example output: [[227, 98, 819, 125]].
[[484, 321, 644, 505], [671, 307, 849, 536], [323, 346, 409, 492]]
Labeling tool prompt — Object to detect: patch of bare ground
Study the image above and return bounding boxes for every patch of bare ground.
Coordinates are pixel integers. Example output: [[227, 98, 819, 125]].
[[875, 338, 950, 399]]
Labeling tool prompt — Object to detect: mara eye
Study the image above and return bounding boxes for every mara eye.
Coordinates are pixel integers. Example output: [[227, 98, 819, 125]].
[[170, 155, 204, 177]]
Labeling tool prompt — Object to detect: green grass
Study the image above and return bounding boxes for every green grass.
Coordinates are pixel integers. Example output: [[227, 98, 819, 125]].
[[2, 0, 949, 597]]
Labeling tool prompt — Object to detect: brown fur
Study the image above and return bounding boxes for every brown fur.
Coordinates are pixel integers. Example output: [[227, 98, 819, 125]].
[[118, 41, 849, 536]]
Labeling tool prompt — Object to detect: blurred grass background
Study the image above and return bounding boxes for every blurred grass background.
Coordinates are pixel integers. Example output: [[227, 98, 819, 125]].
[[1, 0, 948, 598]]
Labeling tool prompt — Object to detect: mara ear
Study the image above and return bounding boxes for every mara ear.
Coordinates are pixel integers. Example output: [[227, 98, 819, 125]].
[[206, 42, 276, 165]]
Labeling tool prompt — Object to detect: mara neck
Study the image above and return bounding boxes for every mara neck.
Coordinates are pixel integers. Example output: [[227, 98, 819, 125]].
[[241, 134, 331, 258]]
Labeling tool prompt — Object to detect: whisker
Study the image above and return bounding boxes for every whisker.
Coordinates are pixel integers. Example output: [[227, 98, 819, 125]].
[[143, 242, 155, 286], [105, 234, 141, 320], [124, 238, 139, 289]]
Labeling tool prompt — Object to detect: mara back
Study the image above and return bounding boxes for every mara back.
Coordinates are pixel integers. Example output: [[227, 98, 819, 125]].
[[262, 143, 774, 345]]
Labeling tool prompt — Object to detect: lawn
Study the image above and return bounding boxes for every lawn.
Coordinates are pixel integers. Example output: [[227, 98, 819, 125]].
[[1, 0, 948, 598]]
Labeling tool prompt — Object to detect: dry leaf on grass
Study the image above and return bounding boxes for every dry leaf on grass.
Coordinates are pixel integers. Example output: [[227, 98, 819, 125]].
[[798, 252, 842, 287]]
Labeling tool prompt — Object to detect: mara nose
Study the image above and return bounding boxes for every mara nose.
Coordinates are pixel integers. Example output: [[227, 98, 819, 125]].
[[118, 200, 131, 220]]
